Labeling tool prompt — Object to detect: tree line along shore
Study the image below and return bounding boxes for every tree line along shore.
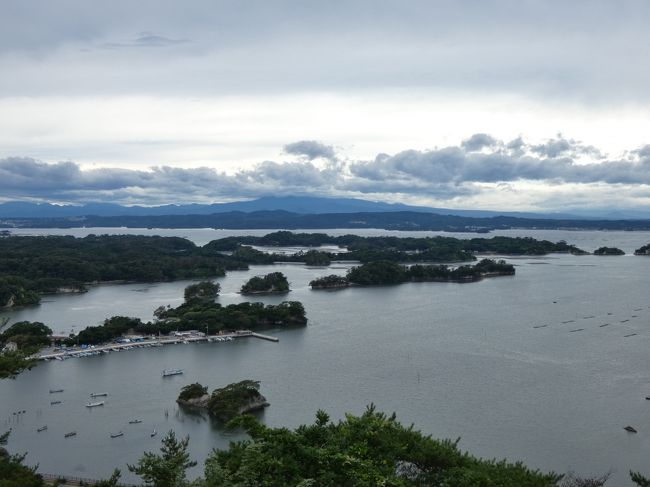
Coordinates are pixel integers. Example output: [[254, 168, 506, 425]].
[[2, 230, 637, 309], [3, 232, 650, 485]]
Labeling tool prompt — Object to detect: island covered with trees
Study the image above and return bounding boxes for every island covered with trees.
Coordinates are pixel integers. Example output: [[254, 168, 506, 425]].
[[240, 272, 290, 294], [311, 259, 515, 288], [0, 232, 589, 308], [177, 380, 269, 422], [69, 302, 306, 346], [206, 231, 588, 263], [634, 243, 650, 255], [594, 246, 625, 255]]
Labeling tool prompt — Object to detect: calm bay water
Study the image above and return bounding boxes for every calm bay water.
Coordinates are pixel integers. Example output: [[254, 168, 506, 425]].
[[2, 228, 650, 484]]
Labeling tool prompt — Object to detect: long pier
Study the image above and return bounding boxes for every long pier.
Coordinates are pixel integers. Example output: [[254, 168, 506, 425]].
[[35, 330, 279, 361]]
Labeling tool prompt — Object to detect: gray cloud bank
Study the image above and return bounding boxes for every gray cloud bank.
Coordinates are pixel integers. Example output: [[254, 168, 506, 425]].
[[1, 0, 649, 102], [3, 136, 650, 209]]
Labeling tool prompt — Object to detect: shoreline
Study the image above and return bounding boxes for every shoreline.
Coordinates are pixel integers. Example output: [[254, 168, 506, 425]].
[[34, 330, 279, 362]]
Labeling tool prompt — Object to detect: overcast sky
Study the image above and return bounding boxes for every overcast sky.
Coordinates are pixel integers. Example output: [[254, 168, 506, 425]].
[[2, 0, 650, 212]]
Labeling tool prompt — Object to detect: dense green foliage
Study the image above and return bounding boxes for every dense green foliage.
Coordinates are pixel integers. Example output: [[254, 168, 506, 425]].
[[150, 406, 563, 486], [298, 250, 332, 266], [204, 231, 587, 264], [0, 351, 35, 379], [634, 243, 650, 255], [309, 274, 350, 289], [0, 450, 45, 487], [206, 380, 266, 422], [0, 321, 50, 378], [347, 260, 408, 285], [0, 277, 40, 308], [178, 383, 208, 402], [71, 316, 143, 345], [0, 235, 236, 307], [184, 281, 220, 303], [593, 247, 625, 255], [128, 431, 196, 487], [631, 472, 650, 487], [462, 237, 585, 255], [342, 259, 515, 287], [240, 272, 290, 294], [0, 432, 45, 486], [0, 232, 587, 308], [68, 300, 307, 346], [154, 301, 307, 333], [0, 321, 52, 350]]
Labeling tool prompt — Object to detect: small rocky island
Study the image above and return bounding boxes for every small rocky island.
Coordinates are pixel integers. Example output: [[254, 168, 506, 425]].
[[240, 272, 290, 294], [593, 246, 625, 255], [634, 243, 650, 255], [177, 380, 269, 422]]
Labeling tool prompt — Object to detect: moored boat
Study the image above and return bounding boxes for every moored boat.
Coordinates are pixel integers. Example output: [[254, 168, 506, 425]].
[[128, 419, 142, 424], [162, 368, 183, 377], [49, 389, 64, 393], [37, 425, 48, 432], [86, 401, 105, 408], [90, 392, 108, 397], [50, 401, 62, 405], [110, 431, 124, 438], [64, 431, 76, 438]]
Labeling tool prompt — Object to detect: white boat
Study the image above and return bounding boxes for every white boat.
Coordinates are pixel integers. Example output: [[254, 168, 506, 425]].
[[151, 429, 157, 437], [86, 401, 105, 407], [162, 369, 183, 377], [90, 392, 108, 397]]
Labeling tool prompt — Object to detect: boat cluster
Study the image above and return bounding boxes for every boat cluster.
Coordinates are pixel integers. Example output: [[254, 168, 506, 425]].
[[207, 336, 234, 343], [46, 342, 165, 361], [37, 390, 159, 439]]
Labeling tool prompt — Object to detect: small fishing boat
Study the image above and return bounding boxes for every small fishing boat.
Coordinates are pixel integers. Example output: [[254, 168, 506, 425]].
[[50, 401, 62, 405], [85, 401, 105, 408], [128, 419, 142, 424], [110, 431, 124, 438], [90, 392, 108, 397], [37, 426, 48, 432], [151, 429, 157, 437], [162, 368, 183, 377], [49, 389, 64, 393], [64, 431, 77, 438]]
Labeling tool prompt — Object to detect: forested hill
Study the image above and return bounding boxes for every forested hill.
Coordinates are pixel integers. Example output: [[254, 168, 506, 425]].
[[3, 210, 650, 231]]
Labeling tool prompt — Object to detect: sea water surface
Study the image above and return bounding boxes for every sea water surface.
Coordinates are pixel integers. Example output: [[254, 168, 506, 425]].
[[1, 228, 650, 485]]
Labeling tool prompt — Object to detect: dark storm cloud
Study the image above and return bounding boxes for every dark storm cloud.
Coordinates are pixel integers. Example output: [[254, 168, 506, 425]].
[[283, 141, 336, 161], [3, 135, 650, 205]]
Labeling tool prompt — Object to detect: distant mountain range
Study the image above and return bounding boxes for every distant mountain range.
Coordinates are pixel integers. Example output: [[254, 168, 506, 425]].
[[3, 209, 650, 232], [0, 196, 609, 219]]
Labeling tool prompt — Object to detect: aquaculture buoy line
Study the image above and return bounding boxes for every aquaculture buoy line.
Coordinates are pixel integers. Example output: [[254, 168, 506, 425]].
[[530, 302, 649, 338]]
